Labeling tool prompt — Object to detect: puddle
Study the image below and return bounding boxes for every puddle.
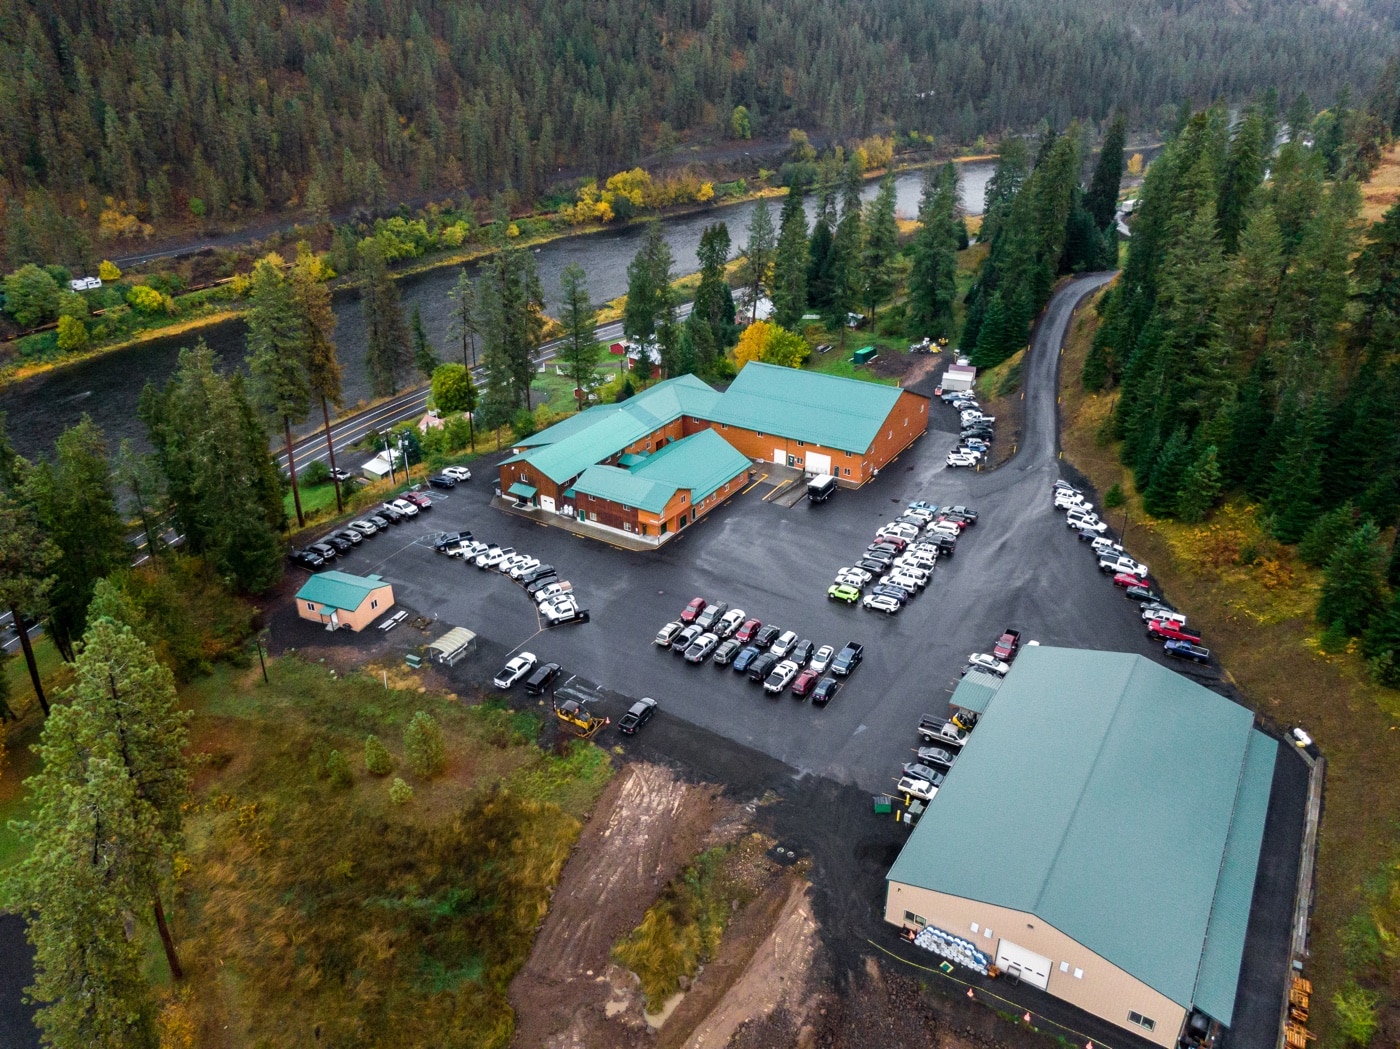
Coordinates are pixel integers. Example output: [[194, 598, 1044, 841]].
[[644, 990, 687, 1028]]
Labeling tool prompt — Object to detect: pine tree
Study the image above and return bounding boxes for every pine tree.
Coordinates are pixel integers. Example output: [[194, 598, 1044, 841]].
[[806, 190, 836, 314], [907, 163, 960, 340], [479, 232, 546, 409], [1086, 113, 1127, 230], [1362, 594, 1400, 687], [771, 186, 809, 328], [1264, 400, 1326, 542], [291, 247, 344, 513], [1175, 444, 1222, 523], [1217, 108, 1268, 254], [1142, 426, 1193, 517], [692, 223, 735, 366], [360, 240, 410, 397], [448, 269, 480, 368], [246, 255, 311, 526], [828, 162, 865, 344], [1081, 337, 1110, 391], [972, 291, 1010, 366], [0, 489, 58, 715], [22, 417, 127, 662], [364, 733, 393, 775], [736, 199, 776, 321], [624, 221, 674, 353], [411, 304, 438, 380], [1318, 519, 1387, 635], [1298, 504, 1360, 567], [404, 710, 446, 778], [558, 264, 601, 407], [861, 174, 899, 320]]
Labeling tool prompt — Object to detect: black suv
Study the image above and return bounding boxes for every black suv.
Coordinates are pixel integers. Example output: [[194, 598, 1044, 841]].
[[519, 564, 556, 586], [753, 624, 781, 649], [811, 676, 841, 706], [832, 642, 864, 676], [523, 662, 562, 695], [747, 652, 779, 682], [288, 548, 325, 570], [618, 697, 657, 735], [427, 474, 457, 489]]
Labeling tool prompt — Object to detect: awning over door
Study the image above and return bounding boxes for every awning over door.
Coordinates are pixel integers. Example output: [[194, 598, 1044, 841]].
[[508, 482, 537, 498]]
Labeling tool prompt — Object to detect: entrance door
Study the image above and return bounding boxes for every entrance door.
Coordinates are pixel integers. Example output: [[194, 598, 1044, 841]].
[[994, 940, 1052, 990], [773, 448, 785, 464]]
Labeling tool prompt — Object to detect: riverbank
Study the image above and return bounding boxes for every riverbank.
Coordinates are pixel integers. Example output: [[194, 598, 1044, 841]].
[[0, 150, 1005, 391]]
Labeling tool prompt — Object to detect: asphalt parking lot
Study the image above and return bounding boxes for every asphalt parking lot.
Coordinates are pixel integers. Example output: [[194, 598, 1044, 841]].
[[290, 271, 1218, 798]]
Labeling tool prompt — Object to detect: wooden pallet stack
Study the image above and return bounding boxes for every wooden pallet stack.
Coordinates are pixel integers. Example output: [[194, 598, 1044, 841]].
[[1284, 976, 1314, 1049]]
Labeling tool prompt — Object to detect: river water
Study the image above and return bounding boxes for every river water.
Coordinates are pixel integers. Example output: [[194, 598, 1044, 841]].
[[0, 163, 994, 459]]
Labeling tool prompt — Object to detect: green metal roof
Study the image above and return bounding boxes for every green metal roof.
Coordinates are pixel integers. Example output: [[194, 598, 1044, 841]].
[[514, 375, 722, 484], [630, 429, 750, 503], [707, 361, 913, 452], [295, 571, 389, 611], [507, 481, 537, 498], [1193, 730, 1278, 1024], [572, 465, 674, 513], [950, 669, 1003, 714], [887, 647, 1274, 1018]]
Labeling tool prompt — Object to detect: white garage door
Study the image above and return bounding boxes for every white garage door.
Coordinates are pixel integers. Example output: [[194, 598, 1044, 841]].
[[806, 452, 831, 476], [772, 448, 785, 464], [995, 940, 1052, 990]]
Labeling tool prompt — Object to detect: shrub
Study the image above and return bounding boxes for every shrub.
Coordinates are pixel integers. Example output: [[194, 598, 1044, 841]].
[[364, 734, 393, 775], [1332, 982, 1380, 1046], [300, 460, 331, 486], [98, 260, 122, 282], [1298, 504, 1357, 567], [404, 711, 446, 778], [1103, 484, 1125, 509], [389, 777, 414, 804], [55, 314, 89, 353], [325, 749, 352, 789], [127, 284, 174, 314]]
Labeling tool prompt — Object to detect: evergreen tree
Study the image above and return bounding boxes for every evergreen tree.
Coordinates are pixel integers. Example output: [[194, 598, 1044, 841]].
[[0, 489, 58, 715], [735, 199, 776, 320], [411, 304, 438, 380], [861, 174, 899, 320], [1363, 594, 1400, 688], [1086, 113, 1127, 230], [907, 163, 960, 340], [140, 343, 284, 593], [479, 233, 546, 409], [771, 186, 809, 328], [1175, 444, 1222, 523], [1264, 400, 1327, 542], [291, 247, 344, 513], [360, 240, 411, 398], [448, 269, 480, 368], [1142, 426, 1193, 517], [692, 222, 735, 366], [973, 291, 1011, 366], [1081, 337, 1110, 391], [1298, 504, 1359, 567], [245, 255, 311, 526], [1318, 519, 1387, 635], [404, 710, 446, 778], [22, 417, 127, 662], [1217, 107, 1269, 254], [806, 188, 837, 314], [828, 162, 865, 343], [624, 221, 674, 352], [558, 264, 601, 407]]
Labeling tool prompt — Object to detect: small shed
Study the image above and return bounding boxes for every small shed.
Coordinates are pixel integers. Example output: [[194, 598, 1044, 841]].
[[941, 364, 977, 392], [853, 346, 877, 366], [950, 668, 1004, 716], [295, 571, 394, 631], [362, 450, 404, 481], [427, 627, 477, 666]]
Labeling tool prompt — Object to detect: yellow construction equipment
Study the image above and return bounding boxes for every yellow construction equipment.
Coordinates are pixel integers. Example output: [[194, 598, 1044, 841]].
[[555, 698, 609, 739]]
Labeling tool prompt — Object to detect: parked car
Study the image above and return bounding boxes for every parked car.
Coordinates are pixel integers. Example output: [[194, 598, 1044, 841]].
[[389, 497, 419, 517], [532, 581, 573, 603], [498, 552, 532, 576], [1164, 640, 1211, 664], [908, 500, 940, 512], [433, 530, 473, 551], [716, 609, 747, 638], [856, 557, 889, 575], [810, 645, 835, 674], [946, 451, 978, 468], [731, 644, 763, 673], [763, 659, 800, 695], [1099, 555, 1149, 577], [519, 564, 556, 586], [321, 534, 352, 553], [695, 601, 729, 630], [832, 642, 864, 676], [835, 568, 872, 587], [402, 491, 432, 508], [791, 668, 820, 699], [964, 653, 1011, 676], [523, 662, 562, 695], [427, 474, 457, 489], [328, 467, 353, 483], [493, 652, 538, 689], [376, 503, 404, 523], [1091, 537, 1125, 557], [367, 512, 394, 530], [1147, 620, 1202, 644], [309, 541, 338, 561], [747, 652, 779, 682], [712, 638, 743, 665], [871, 582, 912, 604], [754, 624, 781, 649], [1140, 608, 1188, 627], [653, 621, 686, 647], [896, 772, 942, 801], [903, 762, 947, 785], [735, 618, 762, 643], [680, 596, 707, 623], [1112, 572, 1143, 588], [828, 583, 861, 603], [684, 632, 720, 664], [790, 639, 815, 666], [472, 545, 508, 569], [671, 624, 703, 653], [1125, 584, 1166, 603], [811, 676, 841, 706], [288, 548, 325, 570], [348, 519, 380, 538], [506, 556, 542, 579], [863, 593, 902, 614], [916, 746, 958, 769], [442, 466, 472, 482], [618, 697, 657, 735]]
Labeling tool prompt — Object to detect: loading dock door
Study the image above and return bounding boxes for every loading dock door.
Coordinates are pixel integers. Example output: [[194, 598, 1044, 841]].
[[995, 940, 1052, 990], [773, 448, 785, 464], [806, 452, 831, 476]]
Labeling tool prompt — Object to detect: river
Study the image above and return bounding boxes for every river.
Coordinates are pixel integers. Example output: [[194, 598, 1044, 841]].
[[0, 164, 995, 460]]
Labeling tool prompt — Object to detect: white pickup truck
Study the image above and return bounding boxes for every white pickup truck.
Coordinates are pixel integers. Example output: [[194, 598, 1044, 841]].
[[917, 714, 970, 749]]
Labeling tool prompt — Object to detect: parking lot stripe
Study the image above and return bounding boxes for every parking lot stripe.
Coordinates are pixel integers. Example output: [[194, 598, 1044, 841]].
[[741, 473, 768, 494]]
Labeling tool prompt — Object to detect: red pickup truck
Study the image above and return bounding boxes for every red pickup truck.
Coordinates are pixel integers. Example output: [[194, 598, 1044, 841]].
[[1147, 620, 1202, 644], [993, 629, 1022, 662]]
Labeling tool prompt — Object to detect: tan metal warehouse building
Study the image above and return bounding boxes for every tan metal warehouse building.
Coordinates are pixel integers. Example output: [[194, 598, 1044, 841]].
[[886, 647, 1278, 1048]]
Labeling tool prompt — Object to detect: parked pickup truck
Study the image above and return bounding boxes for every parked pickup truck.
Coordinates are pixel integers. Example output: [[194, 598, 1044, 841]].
[[1164, 640, 1211, 664], [993, 629, 1022, 662], [1147, 619, 1202, 644], [918, 714, 971, 749]]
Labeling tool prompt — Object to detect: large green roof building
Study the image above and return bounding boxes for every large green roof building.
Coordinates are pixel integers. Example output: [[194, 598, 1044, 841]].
[[886, 646, 1279, 1047]]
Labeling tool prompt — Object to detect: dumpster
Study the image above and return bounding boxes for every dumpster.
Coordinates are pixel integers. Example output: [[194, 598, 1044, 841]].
[[853, 346, 877, 365]]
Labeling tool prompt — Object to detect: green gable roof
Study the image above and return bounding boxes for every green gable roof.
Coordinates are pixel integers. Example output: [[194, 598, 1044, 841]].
[[950, 669, 1003, 714], [887, 647, 1274, 1020], [707, 361, 911, 452], [295, 571, 389, 611], [630, 428, 750, 503]]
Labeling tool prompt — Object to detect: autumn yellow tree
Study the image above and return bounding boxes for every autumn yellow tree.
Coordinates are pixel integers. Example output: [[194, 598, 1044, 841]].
[[732, 321, 810, 369], [733, 321, 772, 368]]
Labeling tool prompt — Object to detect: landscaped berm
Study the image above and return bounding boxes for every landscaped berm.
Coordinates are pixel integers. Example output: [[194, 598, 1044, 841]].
[[497, 364, 929, 543]]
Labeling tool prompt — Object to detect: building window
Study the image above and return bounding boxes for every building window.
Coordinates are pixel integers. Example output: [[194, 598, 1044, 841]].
[[370, 599, 378, 610], [797, 440, 805, 447], [903, 911, 926, 927], [306, 601, 316, 611], [721, 423, 728, 429], [843, 468, 850, 476], [589, 494, 595, 502], [1128, 1013, 1156, 1032], [845, 451, 852, 457], [1073, 968, 1083, 979]]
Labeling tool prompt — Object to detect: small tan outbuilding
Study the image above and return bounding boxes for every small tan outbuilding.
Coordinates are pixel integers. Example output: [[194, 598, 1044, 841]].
[[295, 571, 395, 631]]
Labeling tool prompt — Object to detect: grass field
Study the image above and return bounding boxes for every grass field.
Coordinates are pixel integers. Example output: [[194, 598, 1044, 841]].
[[1361, 143, 1400, 224], [1057, 290, 1400, 1044]]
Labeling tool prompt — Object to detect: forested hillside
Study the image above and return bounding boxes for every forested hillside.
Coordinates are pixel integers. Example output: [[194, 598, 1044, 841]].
[[1, 0, 1395, 266]]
